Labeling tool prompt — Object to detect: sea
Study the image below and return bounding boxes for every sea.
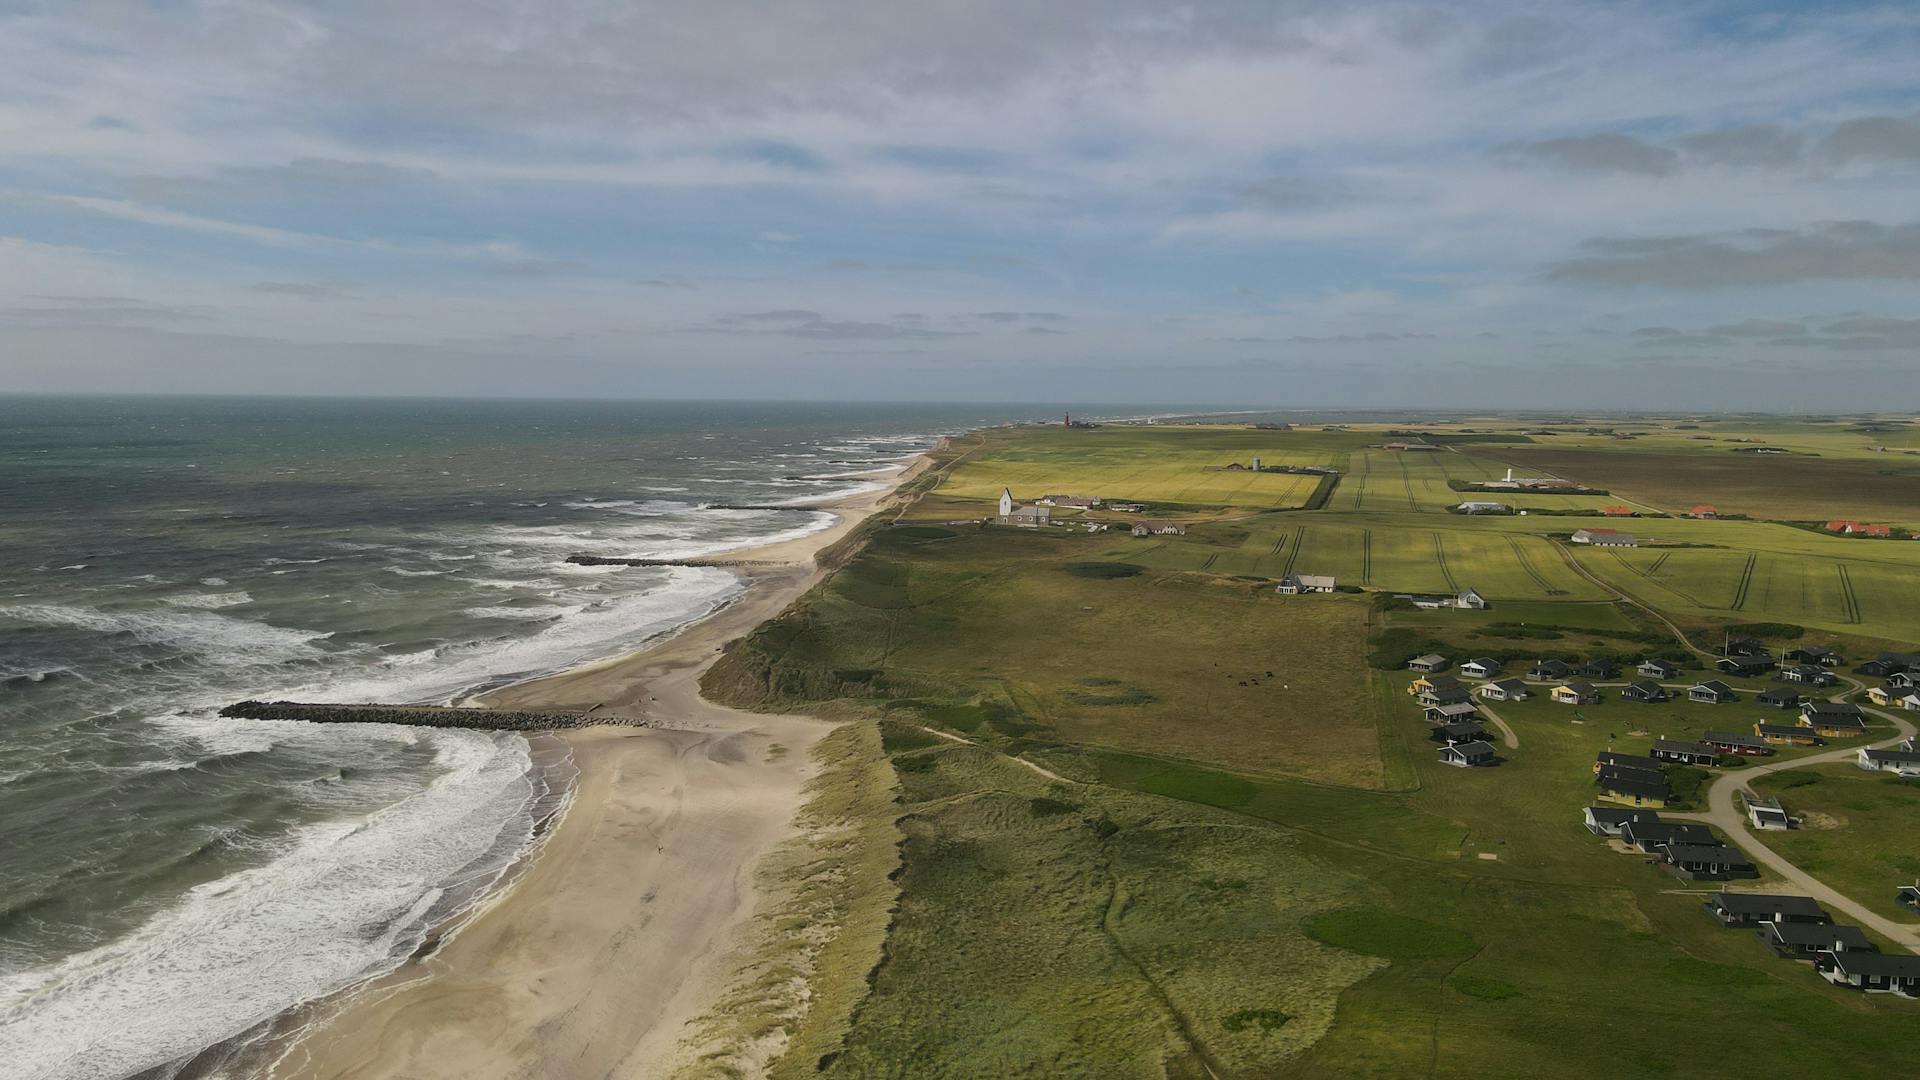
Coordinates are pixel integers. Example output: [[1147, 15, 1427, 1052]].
[[0, 396, 1038, 1080]]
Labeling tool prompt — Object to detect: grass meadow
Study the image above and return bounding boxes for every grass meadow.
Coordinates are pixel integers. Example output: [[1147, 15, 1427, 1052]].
[[1752, 763, 1920, 922]]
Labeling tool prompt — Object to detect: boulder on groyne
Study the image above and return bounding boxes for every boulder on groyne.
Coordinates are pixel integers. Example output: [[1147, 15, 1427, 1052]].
[[219, 700, 640, 730]]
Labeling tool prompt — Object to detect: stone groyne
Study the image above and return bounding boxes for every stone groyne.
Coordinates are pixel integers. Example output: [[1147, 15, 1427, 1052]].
[[219, 700, 643, 730], [566, 554, 755, 568]]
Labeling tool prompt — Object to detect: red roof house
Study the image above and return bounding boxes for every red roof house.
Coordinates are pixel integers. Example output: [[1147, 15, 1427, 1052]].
[[1689, 505, 1718, 518], [1602, 506, 1636, 517]]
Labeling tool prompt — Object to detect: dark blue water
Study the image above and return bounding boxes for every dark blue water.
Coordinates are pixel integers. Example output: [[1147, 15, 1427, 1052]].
[[0, 396, 1029, 1079]]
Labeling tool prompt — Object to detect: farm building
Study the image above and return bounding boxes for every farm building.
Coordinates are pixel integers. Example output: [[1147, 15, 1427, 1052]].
[[1638, 658, 1682, 679], [1688, 680, 1737, 704], [1601, 506, 1636, 517], [1551, 681, 1601, 705], [1688, 505, 1718, 518], [1662, 843, 1758, 881], [1760, 922, 1874, 959], [1650, 739, 1718, 766], [1583, 806, 1660, 836], [1130, 520, 1186, 536], [1460, 658, 1501, 679], [1816, 952, 1920, 996], [1858, 747, 1920, 776], [1569, 527, 1638, 546], [1703, 892, 1828, 927], [1276, 573, 1337, 594], [1621, 680, 1669, 703], [1703, 730, 1770, 756], [1037, 494, 1101, 508], [1756, 688, 1801, 709], [1456, 587, 1488, 610], [1407, 654, 1451, 674], [1455, 500, 1510, 514], [1383, 442, 1442, 451], [1531, 659, 1575, 680], [1438, 740, 1497, 767], [1756, 723, 1823, 747], [1479, 678, 1531, 702], [1746, 796, 1793, 831]]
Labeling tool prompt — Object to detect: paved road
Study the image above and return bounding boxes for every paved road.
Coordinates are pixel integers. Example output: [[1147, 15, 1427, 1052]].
[[1666, 702, 1920, 952]]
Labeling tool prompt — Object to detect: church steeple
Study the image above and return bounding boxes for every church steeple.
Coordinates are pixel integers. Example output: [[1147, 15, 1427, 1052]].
[[999, 487, 1015, 517]]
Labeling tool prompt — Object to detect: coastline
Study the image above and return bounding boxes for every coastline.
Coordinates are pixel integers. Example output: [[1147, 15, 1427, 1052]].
[[265, 453, 928, 1080]]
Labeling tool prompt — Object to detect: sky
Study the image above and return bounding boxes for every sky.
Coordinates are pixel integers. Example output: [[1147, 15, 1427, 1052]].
[[2, 1, 1919, 408]]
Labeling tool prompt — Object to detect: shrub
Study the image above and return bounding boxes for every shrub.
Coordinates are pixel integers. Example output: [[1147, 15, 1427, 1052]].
[[1064, 561, 1145, 579], [1221, 1008, 1292, 1033]]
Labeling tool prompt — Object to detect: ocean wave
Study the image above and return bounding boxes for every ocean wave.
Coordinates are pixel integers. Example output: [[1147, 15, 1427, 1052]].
[[383, 567, 450, 577], [0, 729, 539, 1080], [163, 591, 252, 610], [0, 605, 332, 667]]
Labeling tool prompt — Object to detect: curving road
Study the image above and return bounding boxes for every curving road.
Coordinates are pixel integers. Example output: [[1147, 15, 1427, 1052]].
[[1666, 700, 1920, 952]]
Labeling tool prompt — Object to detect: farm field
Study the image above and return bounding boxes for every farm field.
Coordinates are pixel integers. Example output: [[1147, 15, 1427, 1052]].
[[1486, 443, 1920, 522], [939, 425, 1365, 510], [1751, 762, 1920, 922]]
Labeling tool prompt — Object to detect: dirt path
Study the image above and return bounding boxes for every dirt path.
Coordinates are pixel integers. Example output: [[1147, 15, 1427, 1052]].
[[915, 724, 1077, 784], [1665, 702, 1920, 952], [1468, 700, 1521, 749]]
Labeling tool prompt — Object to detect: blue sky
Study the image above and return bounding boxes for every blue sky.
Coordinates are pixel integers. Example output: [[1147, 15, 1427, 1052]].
[[3, 0, 1919, 407]]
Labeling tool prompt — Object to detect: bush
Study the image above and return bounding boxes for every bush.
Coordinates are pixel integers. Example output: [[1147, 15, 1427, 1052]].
[[1723, 622, 1807, 640], [1221, 1008, 1292, 1033]]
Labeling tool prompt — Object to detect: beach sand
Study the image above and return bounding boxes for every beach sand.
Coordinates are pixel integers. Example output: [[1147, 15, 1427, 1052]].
[[271, 460, 926, 1080]]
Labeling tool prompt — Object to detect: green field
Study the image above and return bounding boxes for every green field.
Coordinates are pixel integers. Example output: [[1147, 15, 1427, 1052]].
[[1752, 763, 1920, 921], [704, 422, 1920, 1077]]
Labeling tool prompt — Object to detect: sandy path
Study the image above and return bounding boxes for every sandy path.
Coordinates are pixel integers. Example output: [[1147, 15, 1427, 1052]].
[[273, 458, 931, 1080]]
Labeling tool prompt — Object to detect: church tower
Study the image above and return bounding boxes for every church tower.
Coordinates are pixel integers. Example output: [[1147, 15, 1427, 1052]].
[[999, 487, 1015, 518]]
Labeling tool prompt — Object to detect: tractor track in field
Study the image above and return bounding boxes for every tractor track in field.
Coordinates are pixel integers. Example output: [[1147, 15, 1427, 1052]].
[[1395, 455, 1418, 510], [1837, 563, 1863, 624], [1432, 531, 1458, 591], [1361, 528, 1373, 584], [1645, 552, 1670, 576], [1504, 535, 1564, 596], [1279, 525, 1305, 579], [1730, 553, 1758, 611]]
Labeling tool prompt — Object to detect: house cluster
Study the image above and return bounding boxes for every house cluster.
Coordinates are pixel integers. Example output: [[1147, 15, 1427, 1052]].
[[1036, 493, 1102, 508], [1867, 668, 1920, 711], [1592, 750, 1675, 807], [1569, 527, 1637, 547], [1581, 798, 1755, 878], [1404, 663, 1498, 768], [1276, 573, 1337, 594], [1454, 500, 1510, 515], [1701, 891, 1919, 996], [1130, 520, 1187, 537]]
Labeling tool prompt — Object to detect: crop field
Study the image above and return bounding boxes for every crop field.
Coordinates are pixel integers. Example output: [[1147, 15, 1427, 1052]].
[[1577, 543, 1920, 642], [1752, 763, 1920, 921], [940, 425, 1368, 510], [1486, 444, 1920, 522]]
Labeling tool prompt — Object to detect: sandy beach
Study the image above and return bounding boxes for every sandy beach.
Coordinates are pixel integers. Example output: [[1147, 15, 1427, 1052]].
[[270, 460, 926, 1080]]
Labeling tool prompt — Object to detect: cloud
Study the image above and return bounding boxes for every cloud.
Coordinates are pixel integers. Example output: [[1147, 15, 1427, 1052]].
[[718, 309, 825, 323], [1705, 318, 1805, 337], [1025, 324, 1069, 335], [1817, 114, 1920, 164], [1497, 133, 1679, 176], [1673, 124, 1804, 168], [252, 281, 353, 301], [1547, 221, 1920, 288], [962, 311, 1069, 324]]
